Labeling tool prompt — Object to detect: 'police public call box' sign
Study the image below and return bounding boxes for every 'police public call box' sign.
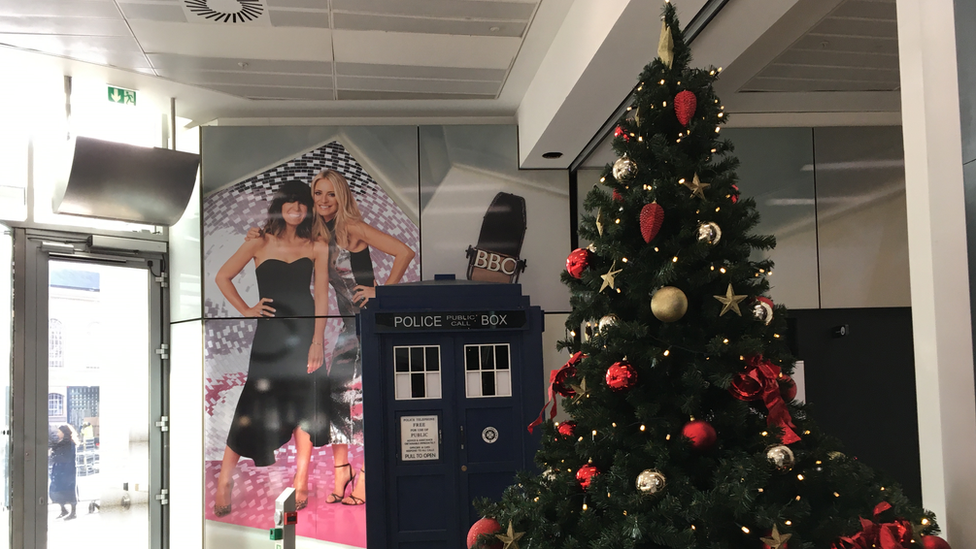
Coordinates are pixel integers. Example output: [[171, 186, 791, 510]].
[[375, 311, 527, 331], [360, 280, 543, 549]]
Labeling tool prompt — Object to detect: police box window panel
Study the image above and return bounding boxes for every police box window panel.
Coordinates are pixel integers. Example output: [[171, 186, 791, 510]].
[[464, 344, 512, 398], [394, 345, 442, 400]]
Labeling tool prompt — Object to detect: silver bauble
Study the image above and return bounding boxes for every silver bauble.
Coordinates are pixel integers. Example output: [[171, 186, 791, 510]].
[[598, 314, 619, 333], [752, 299, 774, 325], [635, 469, 666, 494], [542, 468, 557, 481], [766, 445, 796, 471], [651, 286, 688, 323], [697, 222, 722, 245], [612, 156, 638, 181]]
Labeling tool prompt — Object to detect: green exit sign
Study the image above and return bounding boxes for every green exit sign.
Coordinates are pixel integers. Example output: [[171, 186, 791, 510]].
[[107, 85, 136, 105]]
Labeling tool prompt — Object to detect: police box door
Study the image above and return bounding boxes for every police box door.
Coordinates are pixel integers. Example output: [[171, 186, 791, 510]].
[[376, 331, 532, 549]]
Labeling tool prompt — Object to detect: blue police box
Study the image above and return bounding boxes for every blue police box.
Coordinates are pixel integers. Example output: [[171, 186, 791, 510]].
[[359, 278, 544, 549]]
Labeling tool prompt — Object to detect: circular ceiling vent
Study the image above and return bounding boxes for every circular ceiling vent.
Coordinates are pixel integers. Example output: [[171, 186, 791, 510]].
[[185, 0, 264, 23]]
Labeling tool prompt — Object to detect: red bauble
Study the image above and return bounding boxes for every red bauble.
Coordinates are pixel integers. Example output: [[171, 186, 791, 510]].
[[779, 375, 797, 402], [576, 464, 600, 490], [553, 365, 577, 397], [466, 517, 503, 549], [639, 202, 665, 243], [566, 248, 591, 279], [674, 90, 697, 126], [921, 535, 951, 549], [681, 420, 717, 451], [731, 184, 739, 204], [557, 421, 577, 437], [606, 361, 637, 391], [613, 189, 624, 202], [613, 126, 630, 141]]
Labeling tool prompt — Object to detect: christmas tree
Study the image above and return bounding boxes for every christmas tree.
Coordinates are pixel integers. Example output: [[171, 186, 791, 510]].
[[476, 4, 948, 549]]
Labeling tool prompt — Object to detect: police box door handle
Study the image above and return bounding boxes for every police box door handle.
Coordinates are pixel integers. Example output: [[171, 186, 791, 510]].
[[459, 425, 464, 450]]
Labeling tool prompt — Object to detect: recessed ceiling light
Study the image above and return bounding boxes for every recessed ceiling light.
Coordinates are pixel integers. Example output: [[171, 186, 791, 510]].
[[489, 26, 501, 32], [542, 152, 563, 159]]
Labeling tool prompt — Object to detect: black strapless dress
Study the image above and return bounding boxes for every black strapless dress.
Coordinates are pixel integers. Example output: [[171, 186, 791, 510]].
[[226, 257, 325, 467]]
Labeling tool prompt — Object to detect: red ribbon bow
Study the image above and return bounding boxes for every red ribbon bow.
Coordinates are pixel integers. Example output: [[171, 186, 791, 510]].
[[528, 352, 585, 433], [729, 355, 800, 444], [833, 502, 913, 549]]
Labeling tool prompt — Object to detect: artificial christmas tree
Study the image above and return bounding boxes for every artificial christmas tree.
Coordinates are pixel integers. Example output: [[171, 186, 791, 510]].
[[477, 3, 942, 548]]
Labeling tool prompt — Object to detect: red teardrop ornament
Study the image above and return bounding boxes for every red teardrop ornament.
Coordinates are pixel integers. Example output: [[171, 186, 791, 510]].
[[674, 90, 697, 127], [639, 202, 664, 243]]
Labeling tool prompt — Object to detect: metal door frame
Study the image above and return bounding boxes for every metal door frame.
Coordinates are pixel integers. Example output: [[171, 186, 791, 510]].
[[12, 228, 168, 549]]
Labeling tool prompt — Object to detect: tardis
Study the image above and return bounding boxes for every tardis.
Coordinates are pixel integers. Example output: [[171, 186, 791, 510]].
[[359, 279, 544, 549]]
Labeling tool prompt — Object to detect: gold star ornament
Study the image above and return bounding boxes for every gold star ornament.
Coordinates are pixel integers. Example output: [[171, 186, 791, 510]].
[[496, 521, 525, 549], [658, 20, 674, 68], [760, 525, 792, 549], [713, 283, 747, 316], [683, 173, 711, 199], [570, 377, 589, 403], [600, 261, 623, 292]]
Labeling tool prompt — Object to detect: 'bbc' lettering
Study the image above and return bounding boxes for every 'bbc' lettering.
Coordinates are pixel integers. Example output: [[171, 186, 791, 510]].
[[474, 249, 519, 275], [481, 314, 508, 326]]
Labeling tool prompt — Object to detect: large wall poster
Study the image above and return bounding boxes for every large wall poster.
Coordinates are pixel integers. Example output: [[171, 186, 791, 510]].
[[202, 133, 420, 548]]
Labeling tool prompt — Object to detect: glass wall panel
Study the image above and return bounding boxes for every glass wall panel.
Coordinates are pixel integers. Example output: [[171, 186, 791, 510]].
[[170, 124, 202, 323], [814, 126, 910, 308], [169, 320, 203, 548], [724, 128, 820, 309]]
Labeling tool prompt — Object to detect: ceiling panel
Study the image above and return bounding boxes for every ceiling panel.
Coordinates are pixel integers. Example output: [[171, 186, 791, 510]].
[[741, 77, 895, 93], [156, 70, 333, 88], [332, 30, 519, 69], [809, 17, 896, 39], [336, 75, 500, 95], [336, 89, 495, 101], [758, 63, 898, 84], [0, 33, 150, 68], [0, 15, 130, 35], [206, 83, 334, 100], [267, 10, 329, 28], [334, 13, 525, 37], [148, 53, 331, 74], [792, 34, 898, 55], [831, 0, 896, 20], [118, 3, 187, 23], [331, 0, 535, 21], [0, 1, 120, 18], [335, 61, 505, 81], [775, 49, 899, 70], [129, 20, 333, 60]]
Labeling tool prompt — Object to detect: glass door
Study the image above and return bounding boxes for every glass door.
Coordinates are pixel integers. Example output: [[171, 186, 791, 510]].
[[0, 224, 12, 549], [46, 260, 151, 547], [13, 231, 165, 549]]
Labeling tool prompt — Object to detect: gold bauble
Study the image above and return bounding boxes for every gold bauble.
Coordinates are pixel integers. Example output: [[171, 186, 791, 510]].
[[635, 469, 666, 494], [651, 286, 688, 323]]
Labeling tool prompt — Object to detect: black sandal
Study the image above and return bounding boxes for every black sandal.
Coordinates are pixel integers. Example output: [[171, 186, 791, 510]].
[[342, 468, 365, 506], [326, 463, 354, 504]]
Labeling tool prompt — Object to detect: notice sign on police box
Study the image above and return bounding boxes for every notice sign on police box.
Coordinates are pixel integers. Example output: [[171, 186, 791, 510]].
[[400, 415, 439, 461]]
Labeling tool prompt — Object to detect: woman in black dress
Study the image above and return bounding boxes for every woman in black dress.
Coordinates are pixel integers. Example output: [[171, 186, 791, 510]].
[[49, 424, 78, 520], [213, 180, 330, 516]]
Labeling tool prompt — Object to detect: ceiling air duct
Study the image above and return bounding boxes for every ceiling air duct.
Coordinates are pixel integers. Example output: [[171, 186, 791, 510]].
[[56, 136, 200, 226]]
